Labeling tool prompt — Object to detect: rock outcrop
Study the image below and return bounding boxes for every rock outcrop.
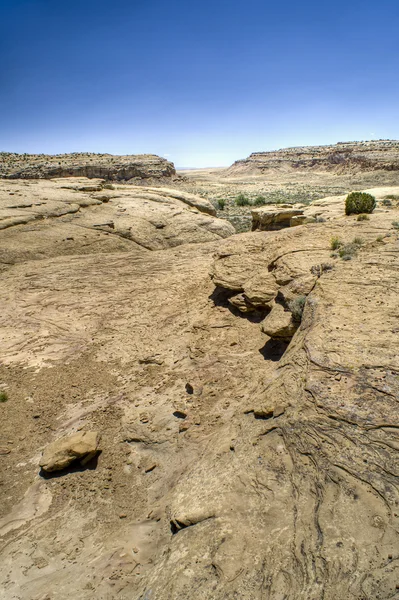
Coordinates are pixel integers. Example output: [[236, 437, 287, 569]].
[[228, 139, 399, 175], [0, 152, 176, 181], [0, 179, 233, 265]]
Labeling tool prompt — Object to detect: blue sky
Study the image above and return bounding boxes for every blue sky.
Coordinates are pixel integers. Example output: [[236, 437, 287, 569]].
[[1, 0, 399, 167]]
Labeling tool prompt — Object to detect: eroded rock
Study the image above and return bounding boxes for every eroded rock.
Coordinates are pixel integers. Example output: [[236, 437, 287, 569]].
[[260, 302, 298, 339], [39, 431, 101, 472]]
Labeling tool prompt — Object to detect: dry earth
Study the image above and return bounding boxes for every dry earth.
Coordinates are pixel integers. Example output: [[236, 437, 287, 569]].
[[0, 169, 399, 599]]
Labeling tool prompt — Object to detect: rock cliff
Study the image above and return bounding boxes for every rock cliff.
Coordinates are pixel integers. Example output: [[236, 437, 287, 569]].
[[0, 152, 176, 181], [228, 139, 399, 174]]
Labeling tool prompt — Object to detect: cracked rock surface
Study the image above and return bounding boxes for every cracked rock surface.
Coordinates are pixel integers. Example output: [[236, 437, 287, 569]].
[[0, 179, 398, 599]]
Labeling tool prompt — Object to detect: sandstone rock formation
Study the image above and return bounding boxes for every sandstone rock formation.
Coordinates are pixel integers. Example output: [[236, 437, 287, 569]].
[[229, 139, 399, 175], [40, 431, 101, 472], [0, 152, 176, 181], [0, 177, 398, 599], [0, 179, 233, 268]]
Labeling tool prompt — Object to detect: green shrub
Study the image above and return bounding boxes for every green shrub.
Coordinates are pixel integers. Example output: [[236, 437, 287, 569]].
[[0, 391, 8, 403], [353, 237, 364, 247], [392, 221, 399, 230], [376, 235, 384, 242], [235, 194, 251, 207], [330, 236, 343, 250], [253, 195, 267, 206], [338, 242, 358, 259], [217, 199, 226, 210], [345, 192, 376, 215], [381, 199, 392, 207], [288, 295, 306, 322], [357, 214, 370, 221]]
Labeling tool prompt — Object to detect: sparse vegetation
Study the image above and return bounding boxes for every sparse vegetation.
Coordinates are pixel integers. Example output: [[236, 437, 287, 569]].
[[253, 195, 267, 206], [337, 237, 363, 260], [357, 214, 370, 221], [392, 221, 399, 229], [0, 391, 8, 403], [330, 236, 343, 250], [235, 193, 251, 207], [217, 199, 226, 210], [376, 235, 384, 242], [345, 191, 376, 215], [289, 295, 306, 322], [381, 199, 392, 207], [311, 263, 333, 277], [384, 194, 399, 200]]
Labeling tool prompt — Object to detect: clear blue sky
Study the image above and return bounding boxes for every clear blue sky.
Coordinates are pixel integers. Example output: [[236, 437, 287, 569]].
[[1, 0, 399, 167]]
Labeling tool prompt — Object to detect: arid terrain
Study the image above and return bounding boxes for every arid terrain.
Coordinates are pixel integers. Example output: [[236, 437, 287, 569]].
[[0, 147, 398, 599], [176, 141, 399, 232]]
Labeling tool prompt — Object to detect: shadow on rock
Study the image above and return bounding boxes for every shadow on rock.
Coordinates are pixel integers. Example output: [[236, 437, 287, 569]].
[[259, 338, 289, 361], [39, 452, 101, 479]]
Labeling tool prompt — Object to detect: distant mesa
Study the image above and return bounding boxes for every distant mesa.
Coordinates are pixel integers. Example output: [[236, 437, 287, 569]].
[[0, 152, 176, 181], [228, 140, 399, 174]]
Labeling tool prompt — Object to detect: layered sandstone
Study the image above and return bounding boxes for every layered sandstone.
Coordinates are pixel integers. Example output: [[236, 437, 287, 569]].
[[228, 139, 399, 174], [0, 152, 176, 181]]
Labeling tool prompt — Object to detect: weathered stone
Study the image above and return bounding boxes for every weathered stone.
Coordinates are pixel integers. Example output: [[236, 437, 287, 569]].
[[39, 431, 100, 472], [228, 293, 256, 313], [260, 302, 298, 339], [251, 206, 304, 231], [242, 272, 278, 307]]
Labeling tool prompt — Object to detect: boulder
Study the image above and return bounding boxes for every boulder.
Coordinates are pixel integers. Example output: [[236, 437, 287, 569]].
[[242, 272, 278, 307], [251, 206, 304, 231], [39, 431, 101, 472], [260, 302, 298, 339]]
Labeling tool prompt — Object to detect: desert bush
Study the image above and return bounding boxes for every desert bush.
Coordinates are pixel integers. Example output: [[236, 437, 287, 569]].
[[357, 214, 370, 221], [376, 235, 384, 242], [392, 221, 399, 229], [253, 195, 267, 206], [0, 391, 8, 403], [330, 236, 343, 250], [217, 199, 226, 210], [384, 194, 399, 200], [381, 199, 392, 207], [288, 295, 306, 322], [235, 194, 251, 207], [353, 237, 364, 246], [345, 192, 376, 215]]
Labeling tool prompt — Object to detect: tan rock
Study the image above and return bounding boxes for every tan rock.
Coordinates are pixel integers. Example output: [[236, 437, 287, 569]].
[[242, 272, 278, 307], [228, 293, 256, 313], [39, 431, 101, 472], [251, 206, 304, 231], [260, 302, 298, 339]]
